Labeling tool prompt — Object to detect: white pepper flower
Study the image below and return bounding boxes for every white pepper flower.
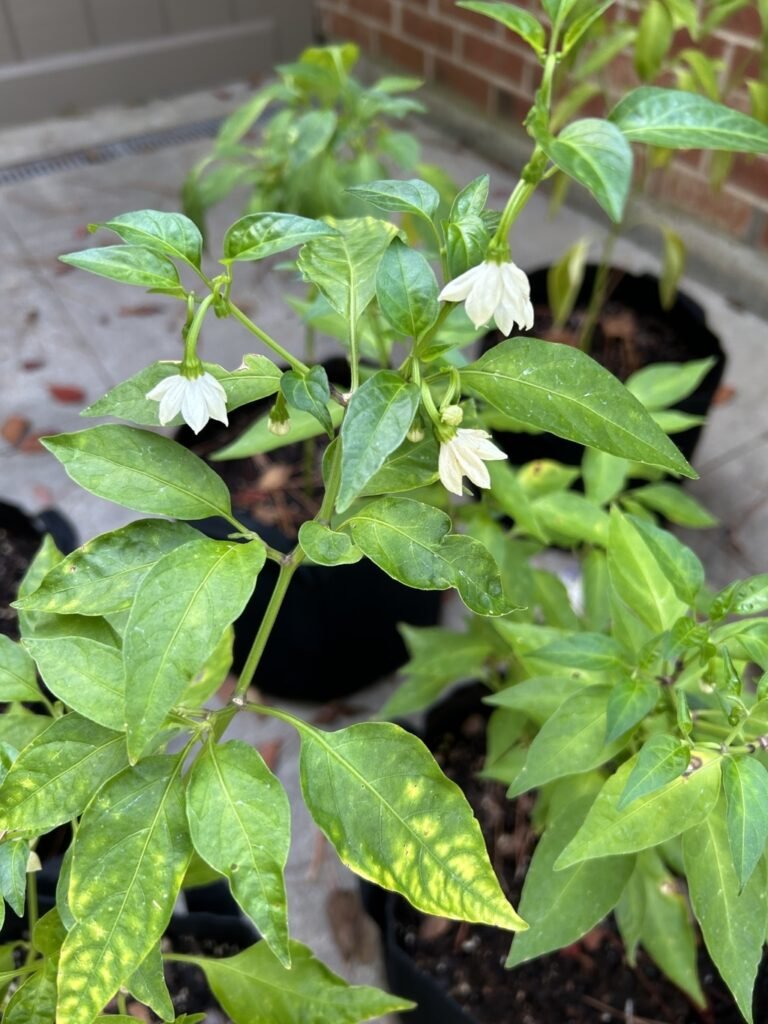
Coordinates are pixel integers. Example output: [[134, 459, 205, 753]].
[[439, 260, 534, 336], [146, 371, 228, 434], [438, 428, 507, 496]]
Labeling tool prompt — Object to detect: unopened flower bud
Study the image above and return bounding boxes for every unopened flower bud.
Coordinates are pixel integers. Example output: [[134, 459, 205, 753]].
[[268, 415, 291, 437], [440, 404, 464, 428], [407, 424, 425, 443]]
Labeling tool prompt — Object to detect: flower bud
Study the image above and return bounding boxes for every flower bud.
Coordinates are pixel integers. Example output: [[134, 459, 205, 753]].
[[267, 392, 291, 436], [268, 415, 291, 437], [407, 424, 425, 443], [440, 404, 464, 427]]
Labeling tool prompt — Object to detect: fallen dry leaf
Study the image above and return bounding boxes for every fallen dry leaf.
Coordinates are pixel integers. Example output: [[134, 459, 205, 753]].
[[326, 888, 380, 963], [1, 415, 29, 446], [21, 358, 45, 371], [119, 304, 164, 318], [713, 383, 737, 406], [48, 384, 86, 404], [19, 432, 51, 454]]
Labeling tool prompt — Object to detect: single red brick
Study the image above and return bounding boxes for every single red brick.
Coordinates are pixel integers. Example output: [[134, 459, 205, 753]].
[[402, 7, 454, 50], [462, 33, 527, 85], [726, 153, 768, 200], [377, 29, 426, 74], [348, 0, 391, 25], [433, 55, 492, 109], [652, 166, 755, 237]]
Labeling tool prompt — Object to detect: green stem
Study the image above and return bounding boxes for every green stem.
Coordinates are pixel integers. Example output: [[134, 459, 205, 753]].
[[117, 992, 128, 1016], [183, 293, 216, 368], [24, 872, 39, 966], [228, 303, 310, 374], [349, 309, 360, 393], [577, 224, 621, 353]]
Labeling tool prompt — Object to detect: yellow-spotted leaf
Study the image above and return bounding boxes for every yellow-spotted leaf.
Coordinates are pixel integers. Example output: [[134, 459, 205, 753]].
[[123, 538, 265, 762], [295, 720, 525, 930], [57, 757, 191, 1024], [186, 741, 291, 966], [0, 714, 127, 834]]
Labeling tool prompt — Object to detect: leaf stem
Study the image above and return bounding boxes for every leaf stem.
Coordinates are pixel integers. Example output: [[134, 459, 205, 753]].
[[228, 302, 310, 375]]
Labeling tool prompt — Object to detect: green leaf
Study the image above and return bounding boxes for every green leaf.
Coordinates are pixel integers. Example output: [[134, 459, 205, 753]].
[[187, 740, 291, 965], [281, 365, 334, 436], [298, 522, 362, 566], [445, 215, 489, 279], [222, 212, 338, 263], [582, 448, 629, 506], [626, 357, 716, 411], [486, 675, 594, 724], [59, 245, 183, 295], [628, 850, 706, 1006], [16, 519, 197, 616], [532, 633, 626, 671], [608, 508, 687, 633], [43, 426, 232, 520], [556, 751, 721, 868], [92, 210, 202, 268], [0, 714, 127, 834], [0, 710, 50, 753], [181, 626, 234, 709], [508, 687, 625, 797], [296, 719, 525, 930], [461, 338, 695, 477], [343, 496, 508, 615], [610, 87, 768, 152], [337, 372, 420, 512], [562, 0, 616, 52], [58, 758, 191, 1024], [630, 483, 718, 527], [214, 402, 345, 460], [286, 109, 338, 170], [546, 237, 590, 329], [605, 677, 659, 743], [190, 940, 414, 1024], [4, 965, 56, 1024], [215, 84, 280, 148], [360, 433, 440, 496], [627, 515, 704, 605], [486, 461, 547, 541], [618, 734, 691, 810], [650, 409, 705, 434], [25, 638, 125, 730], [659, 227, 687, 310], [127, 943, 174, 1023], [377, 239, 439, 340], [0, 636, 40, 702], [541, 0, 580, 22], [380, 626, 494, 718], [123, 538, 265, 761], [457, 2, 546, 54], [507, 797, 634, 966], [531, 491, 609, 546], [712, 574, 768, 619], [450, 173, 490, 220], [683, 799, 767, 1023], [346, 178, 439, 220], [539, 119, 633, 222], [83, 356, 282, 426], [297, 217, 397, 325], [634, 0, 673, 81], [0, 840, 28, 916], [723, 757, 768, 891]]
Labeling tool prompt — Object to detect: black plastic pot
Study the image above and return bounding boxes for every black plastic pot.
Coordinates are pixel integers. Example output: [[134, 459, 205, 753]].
[[482, 265, 726, 466], [0, 501, 77, 641], [175, 359, 442, 702]]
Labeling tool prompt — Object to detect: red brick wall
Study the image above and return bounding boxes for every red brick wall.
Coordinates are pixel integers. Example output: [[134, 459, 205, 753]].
[[315, 0, 768, 248]]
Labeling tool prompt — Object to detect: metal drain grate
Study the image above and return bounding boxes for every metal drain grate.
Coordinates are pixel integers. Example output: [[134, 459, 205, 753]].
[[0, 115, 224, 186]]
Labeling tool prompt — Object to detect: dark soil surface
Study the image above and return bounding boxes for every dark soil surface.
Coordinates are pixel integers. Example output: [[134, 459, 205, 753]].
[[531, 295, 689, 381], [181, 401, 327, 539], [0, 515, 40, 641], [392, 706, 768, 1024]]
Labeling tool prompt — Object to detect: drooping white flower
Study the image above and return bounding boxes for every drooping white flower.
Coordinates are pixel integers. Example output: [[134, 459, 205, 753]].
[[438, 428, 507, 496], [439, 260, 534, 336], [146, 371, 228, 434]]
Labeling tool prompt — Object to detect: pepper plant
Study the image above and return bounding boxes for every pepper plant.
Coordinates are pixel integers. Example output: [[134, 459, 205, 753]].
[[1, 3, 768, 1022]]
